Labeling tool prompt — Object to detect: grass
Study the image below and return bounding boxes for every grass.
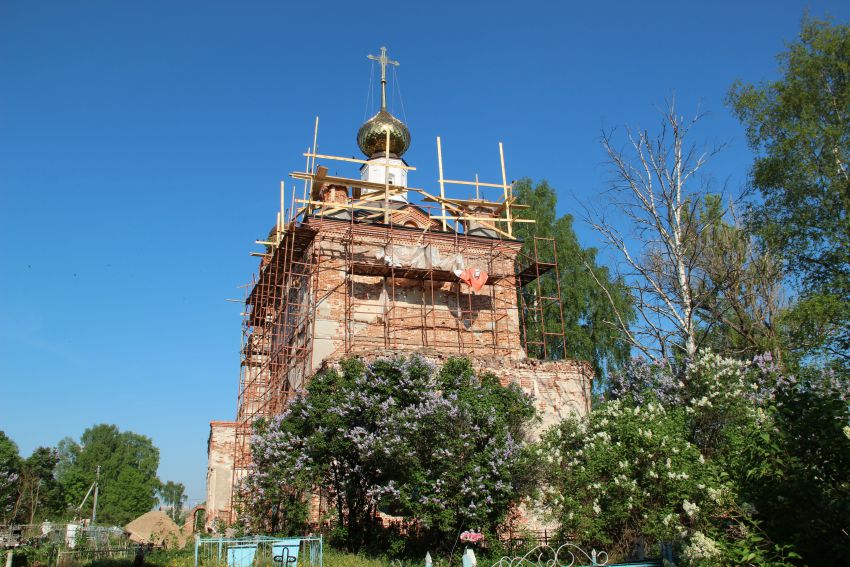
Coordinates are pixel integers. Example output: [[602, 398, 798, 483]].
[[21, 542, 486, 567]]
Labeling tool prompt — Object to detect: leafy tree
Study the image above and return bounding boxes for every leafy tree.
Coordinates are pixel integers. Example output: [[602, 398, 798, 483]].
[[0, 431, 22, 524], [514, 178, 633, 376], [158, 481, 187, 524], [687, 196, 788, 362], [239, 356, 538, 553], [57, 424, 160, 526], [728, 17, 850, 365], [15, 447, 66, 523]]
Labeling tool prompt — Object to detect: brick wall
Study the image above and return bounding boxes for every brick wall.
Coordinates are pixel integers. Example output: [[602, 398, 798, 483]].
[[205, 421, 236, 530]]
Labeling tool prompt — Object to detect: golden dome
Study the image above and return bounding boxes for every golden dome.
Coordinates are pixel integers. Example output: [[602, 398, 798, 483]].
[[357, 109, 411, 158]]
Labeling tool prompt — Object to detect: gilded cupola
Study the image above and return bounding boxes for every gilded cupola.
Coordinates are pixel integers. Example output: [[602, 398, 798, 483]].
[[357, 47, 411, 158]]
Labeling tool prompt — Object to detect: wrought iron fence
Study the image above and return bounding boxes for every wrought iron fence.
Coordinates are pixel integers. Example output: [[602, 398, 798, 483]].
[[490, 543, 662, 567]]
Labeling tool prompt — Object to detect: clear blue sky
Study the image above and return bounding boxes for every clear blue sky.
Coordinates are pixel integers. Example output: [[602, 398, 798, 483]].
[[2, 1, 848, 506]]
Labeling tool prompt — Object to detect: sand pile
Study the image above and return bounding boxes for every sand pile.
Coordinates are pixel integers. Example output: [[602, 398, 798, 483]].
[[125, 511, 185, 547]]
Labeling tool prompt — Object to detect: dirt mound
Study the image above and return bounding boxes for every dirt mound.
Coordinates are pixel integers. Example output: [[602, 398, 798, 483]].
[[125, 511, 185, 547]]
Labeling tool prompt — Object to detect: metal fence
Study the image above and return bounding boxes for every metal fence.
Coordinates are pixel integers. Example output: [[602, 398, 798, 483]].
[[1, 522, 127, 549], [56, 545, 144, 567], [194, 535, 323, 567]]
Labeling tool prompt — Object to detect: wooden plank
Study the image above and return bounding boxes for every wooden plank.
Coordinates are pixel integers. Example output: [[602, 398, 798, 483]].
[[429, 216, 535, 223], [440, 178, 508, 189], [295, 198, 408, 216], [303, 152, 416, 170], [422, 196, 530, 209], [290, 171, 424, 193], [310, 165, 329, 200]]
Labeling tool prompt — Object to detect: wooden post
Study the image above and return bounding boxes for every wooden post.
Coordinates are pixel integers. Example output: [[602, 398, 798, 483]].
[[499, 142, 512, 238], [384, 129, 391, 224], [279, 181, 285, 240], [311, 116, 319, 173], [302, 146, 311, 220], [437, 136, 447, 231]]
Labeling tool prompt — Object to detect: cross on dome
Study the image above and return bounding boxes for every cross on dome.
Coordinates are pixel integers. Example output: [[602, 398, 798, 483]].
[[367, 46, 399, 111]]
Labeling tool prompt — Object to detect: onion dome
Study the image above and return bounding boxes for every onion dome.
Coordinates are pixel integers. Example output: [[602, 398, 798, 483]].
[[357, 109, 411, 158]]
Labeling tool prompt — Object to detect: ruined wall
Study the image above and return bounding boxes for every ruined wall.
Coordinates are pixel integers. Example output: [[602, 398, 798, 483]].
[[205, 421, 236, 530]]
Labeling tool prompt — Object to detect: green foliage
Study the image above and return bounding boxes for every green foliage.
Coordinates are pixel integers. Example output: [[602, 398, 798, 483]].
[[0, 431, 22, 523], [728, 16, 850, 365], [16, 446, 66, 523], [240, 356, 538, 554], [157, 481, 187, 524], [513, 178, 633, 375], [57, 424, 161, 526], [573, 351, 850, 564], [686, 196, 788, 362], [541, 399, 718, 558], [731, 370, 850, 561]]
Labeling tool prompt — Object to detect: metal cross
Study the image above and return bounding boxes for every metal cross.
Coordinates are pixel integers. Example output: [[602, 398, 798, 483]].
[[367, 46, 399, 110]]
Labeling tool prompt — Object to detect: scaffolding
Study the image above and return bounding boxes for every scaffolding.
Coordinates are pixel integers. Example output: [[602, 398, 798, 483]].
[[230, 121, 568, 521]]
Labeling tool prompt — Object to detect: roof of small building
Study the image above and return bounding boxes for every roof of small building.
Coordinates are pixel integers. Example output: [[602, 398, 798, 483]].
[[125, 510, 185, 546]]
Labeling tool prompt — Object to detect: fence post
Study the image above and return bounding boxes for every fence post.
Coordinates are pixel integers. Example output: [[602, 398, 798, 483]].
[[194, 534, 199, 567]]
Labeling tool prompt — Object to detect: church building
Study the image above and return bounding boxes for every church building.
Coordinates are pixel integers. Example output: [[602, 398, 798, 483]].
[[205, 48, 593, 529]]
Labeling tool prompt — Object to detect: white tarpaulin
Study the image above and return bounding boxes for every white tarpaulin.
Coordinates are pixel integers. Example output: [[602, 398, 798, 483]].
[[376, 244, 465, 274]]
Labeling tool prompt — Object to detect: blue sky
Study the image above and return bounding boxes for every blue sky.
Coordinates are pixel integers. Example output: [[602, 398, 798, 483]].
[[1, 1, 848, 506]]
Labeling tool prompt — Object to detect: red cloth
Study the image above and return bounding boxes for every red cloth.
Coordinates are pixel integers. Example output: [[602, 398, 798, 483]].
[[458, 268, 488, 293]]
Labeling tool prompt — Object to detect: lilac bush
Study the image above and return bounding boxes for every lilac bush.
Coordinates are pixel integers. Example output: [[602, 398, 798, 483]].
[[546, 350, 849, 564], [238, 356, 537, 551]]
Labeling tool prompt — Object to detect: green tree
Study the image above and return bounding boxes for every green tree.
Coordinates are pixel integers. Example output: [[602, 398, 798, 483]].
[[728, 17, 850, 365], [688, 196, 788, 361], [157, 481, 187, 524], [57, 424, 160, 526], [513, 178, 633, 376], [0, 431, 22, 524], [15, 447, 66, 523]]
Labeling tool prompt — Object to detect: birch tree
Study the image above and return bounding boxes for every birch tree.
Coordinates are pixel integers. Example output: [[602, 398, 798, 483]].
[[587, 103, 725, 362]]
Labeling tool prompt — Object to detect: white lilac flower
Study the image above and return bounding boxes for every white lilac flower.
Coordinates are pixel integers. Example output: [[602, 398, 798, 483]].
[[707, 487, 722, 504], [682, 531, 721, 561]]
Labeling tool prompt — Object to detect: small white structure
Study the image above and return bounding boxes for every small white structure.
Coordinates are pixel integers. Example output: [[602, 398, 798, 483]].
[[360, 157, 409, 202]]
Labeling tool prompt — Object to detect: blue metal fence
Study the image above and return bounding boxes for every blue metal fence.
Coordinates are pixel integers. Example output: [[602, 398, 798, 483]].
[[193, 535, 322, 567]]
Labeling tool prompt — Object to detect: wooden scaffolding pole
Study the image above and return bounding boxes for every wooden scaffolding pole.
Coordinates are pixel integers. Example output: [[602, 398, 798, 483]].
[[384, 129, 391, 224], [499, 142, 512, 238], [436, 136, 447, 231]]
